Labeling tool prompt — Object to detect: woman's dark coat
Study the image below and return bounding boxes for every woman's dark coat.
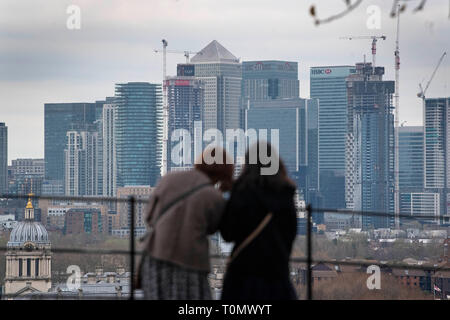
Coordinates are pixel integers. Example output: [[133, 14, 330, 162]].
[[219, 182, 298, 300]]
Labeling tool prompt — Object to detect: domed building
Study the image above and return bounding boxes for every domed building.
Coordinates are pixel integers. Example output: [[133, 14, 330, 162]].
[[3, 195, 52, 297]]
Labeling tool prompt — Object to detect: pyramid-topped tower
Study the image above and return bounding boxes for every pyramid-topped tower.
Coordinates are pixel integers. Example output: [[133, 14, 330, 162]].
[[191, 40, 239, 63], [190, 40, 241, 132]]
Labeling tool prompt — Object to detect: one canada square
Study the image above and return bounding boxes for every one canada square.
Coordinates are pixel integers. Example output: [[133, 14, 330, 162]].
[[190, 40, 242, 132]]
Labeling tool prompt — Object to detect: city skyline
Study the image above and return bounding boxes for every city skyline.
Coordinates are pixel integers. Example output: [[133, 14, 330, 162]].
[[1, 0, 449, 161], [2, 0, 450, 303]]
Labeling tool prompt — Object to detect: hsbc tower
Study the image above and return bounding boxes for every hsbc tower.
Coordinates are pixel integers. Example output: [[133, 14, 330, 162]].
[[310, 65, 356, 209]]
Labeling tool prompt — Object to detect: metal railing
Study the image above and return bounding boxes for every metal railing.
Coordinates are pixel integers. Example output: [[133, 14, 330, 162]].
[[0, 193, 449, 300]]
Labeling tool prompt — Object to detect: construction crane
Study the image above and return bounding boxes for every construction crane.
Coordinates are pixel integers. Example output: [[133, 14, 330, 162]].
[[153, 48, 201, 64], [417, 52, 447, 101], [340, 35, 386, 67], [154, 39, 202, 176], [393, 5, 400, 229]]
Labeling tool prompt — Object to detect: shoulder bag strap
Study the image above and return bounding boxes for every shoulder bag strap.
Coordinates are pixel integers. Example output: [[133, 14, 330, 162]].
[[158, 182, 211, 220], [227, 212, 273, 266]]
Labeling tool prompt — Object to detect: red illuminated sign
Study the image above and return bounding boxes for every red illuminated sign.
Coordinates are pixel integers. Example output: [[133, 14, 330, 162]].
[[175, 80, 191, 86]]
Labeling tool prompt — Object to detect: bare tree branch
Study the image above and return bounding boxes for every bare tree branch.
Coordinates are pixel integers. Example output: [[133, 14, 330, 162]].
[[310, 0, 363, 25], [311, 0, 446, 26], [413, 0, 427, 12], [390, 0, 401, 17]]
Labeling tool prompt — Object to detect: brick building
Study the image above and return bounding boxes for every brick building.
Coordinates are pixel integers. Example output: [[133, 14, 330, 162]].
[[65, 208, 102, 235]]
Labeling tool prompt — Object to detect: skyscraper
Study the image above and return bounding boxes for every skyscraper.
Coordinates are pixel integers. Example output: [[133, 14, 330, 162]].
[[166, 71, 204, 171], [102, 104, 117, 196], [400, 192, 440, 222], [246, 98, 306, 174], [94, 97, 116, 196], [345, 63, 395, 229], [398, 126, 424, 191], [44, 103, 96, 182], [8, 159, 44, 203], [424, 97, 450, 223], [10, 159, 45, 177], [242, 60, 299, 129], [246, 98, 319, 204], [64, 125, 99, 196], [115, 82, 162, 187], [310, 66, 355, 209], [398, 126, 431, 224], [242, 60, 299, 101], [304, 98, 321, 211], [191, 40, 242, 132], [0, 123, 7, 195]]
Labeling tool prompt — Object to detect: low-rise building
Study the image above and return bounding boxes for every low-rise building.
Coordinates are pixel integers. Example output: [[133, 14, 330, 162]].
[[111, 226, 147, 239], [46, 208, 68, 230], [432, 270, 450, 300], [65, 208, 102, 235], [0, 214, 16, 229], [392, 268, 432, 292], [116, 186, 153, 229], [9, 267, 136, 300]]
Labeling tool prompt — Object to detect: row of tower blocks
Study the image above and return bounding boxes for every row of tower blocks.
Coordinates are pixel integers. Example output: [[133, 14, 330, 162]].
[[3, 40, 446, 229]]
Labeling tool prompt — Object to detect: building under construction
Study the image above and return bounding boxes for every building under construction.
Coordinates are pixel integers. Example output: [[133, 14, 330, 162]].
[[165, 65, 204, 171], [345, 62, 396, 229]]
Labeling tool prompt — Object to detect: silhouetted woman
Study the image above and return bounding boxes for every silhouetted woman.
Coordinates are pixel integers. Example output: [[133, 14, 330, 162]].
[[220, 141, 298, 300], [137, 146, 233, 299]]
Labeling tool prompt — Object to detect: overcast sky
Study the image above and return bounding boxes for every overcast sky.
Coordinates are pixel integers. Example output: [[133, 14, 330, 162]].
[[0, 0, 449, 162]]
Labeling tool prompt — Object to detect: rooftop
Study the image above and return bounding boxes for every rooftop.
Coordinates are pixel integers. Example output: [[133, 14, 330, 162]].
[[191, 40, 239, 64]]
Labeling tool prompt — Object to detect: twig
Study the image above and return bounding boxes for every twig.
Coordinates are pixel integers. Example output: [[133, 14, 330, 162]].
[[311, 0, 446, 25], [310, 0, 364, 25], [413, 0, 427, 12]]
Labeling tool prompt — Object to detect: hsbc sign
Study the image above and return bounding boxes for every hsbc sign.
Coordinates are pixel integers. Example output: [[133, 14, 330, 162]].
[[311, 68, 333, 75], [310, 67, 355, 78]]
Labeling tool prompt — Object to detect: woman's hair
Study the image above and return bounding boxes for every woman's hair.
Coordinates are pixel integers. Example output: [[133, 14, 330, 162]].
[[194, 146, 234, 192], [235, 141, 295, 192]]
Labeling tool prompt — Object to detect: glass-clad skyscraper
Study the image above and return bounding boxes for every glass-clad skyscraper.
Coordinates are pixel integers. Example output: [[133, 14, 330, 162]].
[[0, 123, 7, 195], [246, 98, 319, 205], [246, 99, 306, 174], [400, 192, 440, 222], [424, 97, 450, 223], [44, 103, 96, 182], [242, 60, 299, 129], [242, 60, 299, 101], [398, 126, 429, 223], [398, 126, 424, 191], [310, 66, 355, 209], [114, 82, 162, 187]]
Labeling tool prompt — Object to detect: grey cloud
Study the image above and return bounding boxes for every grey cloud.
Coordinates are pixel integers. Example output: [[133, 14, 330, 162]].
[[0, 0, 449, 160]]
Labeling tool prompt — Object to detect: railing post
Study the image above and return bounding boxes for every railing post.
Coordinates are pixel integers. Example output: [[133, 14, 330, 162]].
[[129, 196, 136, 300], [306, 204, 312, 300]]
